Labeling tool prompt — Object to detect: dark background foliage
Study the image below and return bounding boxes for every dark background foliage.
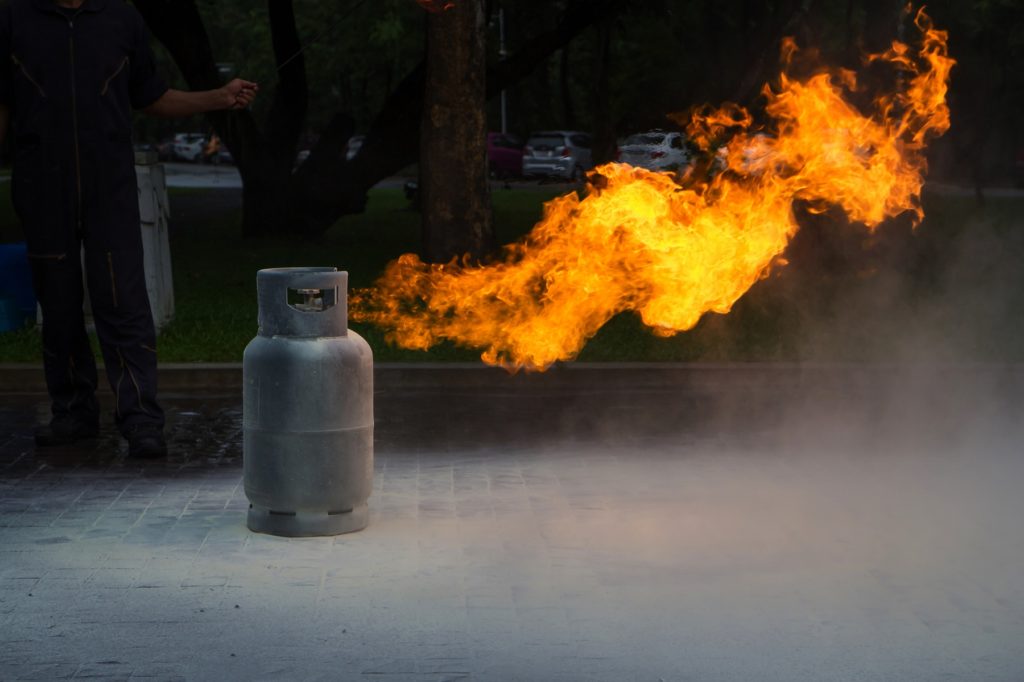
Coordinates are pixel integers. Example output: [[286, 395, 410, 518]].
[[134, 0, 1023, 187]]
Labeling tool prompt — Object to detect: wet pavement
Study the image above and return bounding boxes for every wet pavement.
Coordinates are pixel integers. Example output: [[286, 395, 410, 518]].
[[1, 364, 1023, 681]]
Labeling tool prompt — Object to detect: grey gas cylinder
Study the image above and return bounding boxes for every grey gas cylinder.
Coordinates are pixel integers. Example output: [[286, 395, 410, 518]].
[[243, 267, 373, 537]]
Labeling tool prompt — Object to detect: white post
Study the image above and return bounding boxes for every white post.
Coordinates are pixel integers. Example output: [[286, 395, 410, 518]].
[[135, 151, 175, 331]]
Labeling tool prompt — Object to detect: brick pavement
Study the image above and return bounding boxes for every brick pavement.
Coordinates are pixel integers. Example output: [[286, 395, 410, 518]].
[[1, 365, 1023, 681]]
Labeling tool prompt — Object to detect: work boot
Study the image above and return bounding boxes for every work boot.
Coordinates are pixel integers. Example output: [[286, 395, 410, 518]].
[[34, 414, 100, 447], [126, 425, 168, 459]]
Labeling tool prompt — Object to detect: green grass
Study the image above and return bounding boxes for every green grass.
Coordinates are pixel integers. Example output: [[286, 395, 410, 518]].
[[0, 186, 565, 363], [2, 183, 1023, 364], [155, 187, 575, 362]]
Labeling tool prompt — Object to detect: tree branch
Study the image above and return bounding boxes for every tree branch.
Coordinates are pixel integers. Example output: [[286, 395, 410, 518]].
[[133, 0, 261, 162], [291, 0, 627, 227], [487, 0, 622, 98], [132, 0, 221, 90]]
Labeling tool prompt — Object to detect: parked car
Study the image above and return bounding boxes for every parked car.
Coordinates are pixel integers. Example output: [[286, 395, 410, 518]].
[[521, 130, 593, 181], [401, 132, 522, 204], [487, 132, 523, 178], [714, 132, 775, 176], [172, 133, 206, 162], [618, 130, 690, 171]]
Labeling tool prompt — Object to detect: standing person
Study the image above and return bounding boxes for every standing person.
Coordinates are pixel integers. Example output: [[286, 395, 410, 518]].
[[0, 0, 258, 458]]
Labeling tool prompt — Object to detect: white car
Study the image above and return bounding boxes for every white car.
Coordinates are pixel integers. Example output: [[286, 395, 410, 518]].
[[172, 133, 207, 162], [521, 131, 593, 180], [618, 131, 689, 171]]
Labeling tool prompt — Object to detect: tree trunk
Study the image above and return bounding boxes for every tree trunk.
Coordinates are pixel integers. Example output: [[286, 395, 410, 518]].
[[134, 0, 307, 238], [419, 0, 494, 263], [137, 0, 624, 239], [239, 153, 296, 237]]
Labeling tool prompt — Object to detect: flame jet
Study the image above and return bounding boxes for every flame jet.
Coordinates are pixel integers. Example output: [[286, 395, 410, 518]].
[[351, 9, 955, 371]]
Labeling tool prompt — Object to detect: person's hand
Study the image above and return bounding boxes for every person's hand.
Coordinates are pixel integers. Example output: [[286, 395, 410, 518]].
[[222, 79, 259, 110]]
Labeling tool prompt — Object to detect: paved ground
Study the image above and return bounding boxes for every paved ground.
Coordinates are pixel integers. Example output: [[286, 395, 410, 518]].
[[1, 365, 1023, 681], [161, 162, 586, 193], [163, 163, 243, 190], [158, 162, 1024, 198]]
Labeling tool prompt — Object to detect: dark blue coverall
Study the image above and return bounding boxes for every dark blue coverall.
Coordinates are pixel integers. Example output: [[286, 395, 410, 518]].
[[0, 0, 169, 434]]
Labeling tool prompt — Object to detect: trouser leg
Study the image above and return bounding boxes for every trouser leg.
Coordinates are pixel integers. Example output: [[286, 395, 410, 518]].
[[83, 244, 164, 434], [28, 251, 100, 422]]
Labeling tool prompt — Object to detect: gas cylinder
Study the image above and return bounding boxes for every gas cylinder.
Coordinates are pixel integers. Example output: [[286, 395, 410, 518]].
[[243, 267, 373, 536]]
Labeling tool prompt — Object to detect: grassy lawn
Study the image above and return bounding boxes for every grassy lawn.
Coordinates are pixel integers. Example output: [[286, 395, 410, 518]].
[[2, 182, 1023, 364]]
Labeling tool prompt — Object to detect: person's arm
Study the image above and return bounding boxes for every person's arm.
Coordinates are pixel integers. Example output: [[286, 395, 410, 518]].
[[143, 79, 259, 118], [125, 7, 257, 119]]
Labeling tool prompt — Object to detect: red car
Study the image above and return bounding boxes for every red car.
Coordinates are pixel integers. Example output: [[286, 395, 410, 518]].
[[488, 132, 524, 179]]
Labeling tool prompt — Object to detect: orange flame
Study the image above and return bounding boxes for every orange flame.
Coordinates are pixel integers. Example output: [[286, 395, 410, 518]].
[[351, 8, 954, 371], [415, 0, 456, 12]]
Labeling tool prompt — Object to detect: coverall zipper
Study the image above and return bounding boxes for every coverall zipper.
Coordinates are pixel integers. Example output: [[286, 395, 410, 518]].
[[10, 55, 46, 97]]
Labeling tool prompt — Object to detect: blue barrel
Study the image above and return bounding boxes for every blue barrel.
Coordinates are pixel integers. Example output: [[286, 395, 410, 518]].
[[0, 243, 36, 332]]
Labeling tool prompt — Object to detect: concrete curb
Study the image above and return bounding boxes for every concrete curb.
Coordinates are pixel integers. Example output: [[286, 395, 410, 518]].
[[2, 361, 1022, 395]]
